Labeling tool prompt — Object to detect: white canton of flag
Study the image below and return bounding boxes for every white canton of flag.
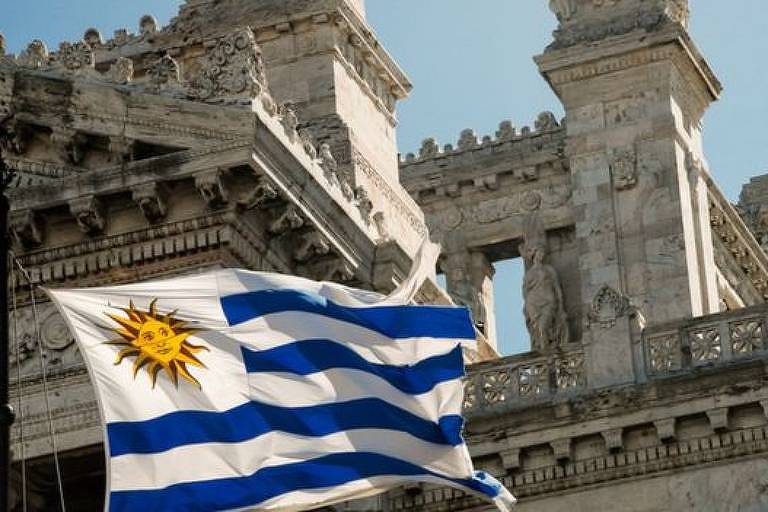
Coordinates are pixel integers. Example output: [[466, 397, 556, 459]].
[[47, 268, 515, 512]]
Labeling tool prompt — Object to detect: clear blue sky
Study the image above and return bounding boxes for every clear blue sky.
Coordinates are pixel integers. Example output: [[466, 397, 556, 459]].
[[4, 1, 767, 355]]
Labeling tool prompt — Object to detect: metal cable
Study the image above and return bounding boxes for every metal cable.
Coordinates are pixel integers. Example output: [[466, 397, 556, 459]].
[[10, 266, 28, 512], [12, 257, 67, 512]]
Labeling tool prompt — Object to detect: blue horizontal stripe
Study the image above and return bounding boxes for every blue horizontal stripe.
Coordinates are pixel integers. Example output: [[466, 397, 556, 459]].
[[107, 398, 464, 457], [220, 289, 476, 339], [109, 452, 497, 512], [241, 341, 463, 395]]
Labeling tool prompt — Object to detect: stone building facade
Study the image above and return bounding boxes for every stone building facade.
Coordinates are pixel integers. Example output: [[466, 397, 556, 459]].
[[2, 0, 768, 510]]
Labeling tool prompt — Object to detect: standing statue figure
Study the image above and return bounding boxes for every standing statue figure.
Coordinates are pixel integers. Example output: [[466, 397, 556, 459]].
[[521, 241, 569, 351], [447, 266, 485, 332]]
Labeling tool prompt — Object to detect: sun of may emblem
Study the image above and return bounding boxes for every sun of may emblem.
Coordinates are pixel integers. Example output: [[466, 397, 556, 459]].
[[105, 299, 208, 389]]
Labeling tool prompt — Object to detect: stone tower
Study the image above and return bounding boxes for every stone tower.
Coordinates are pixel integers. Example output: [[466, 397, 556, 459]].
[[536, 0, 722, 387], [168, 0, 411, 199]]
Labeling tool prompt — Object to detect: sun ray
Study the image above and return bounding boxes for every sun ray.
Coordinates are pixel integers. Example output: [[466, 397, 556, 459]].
[[104, 300, 207, 390], [115, 347, 140, 365], [176, 351, 206, 368], [176, 363, 202, 390], [132, 352, 151, 377], [149, 363, 163, 388]]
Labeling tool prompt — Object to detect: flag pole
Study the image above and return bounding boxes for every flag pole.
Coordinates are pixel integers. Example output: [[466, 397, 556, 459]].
[[0, 124, 16, 512]]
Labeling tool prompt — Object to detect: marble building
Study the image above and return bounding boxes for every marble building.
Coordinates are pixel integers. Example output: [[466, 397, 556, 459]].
[[2, 0, 768, 510]]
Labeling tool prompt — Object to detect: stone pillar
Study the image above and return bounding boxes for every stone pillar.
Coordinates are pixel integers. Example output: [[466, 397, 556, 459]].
[[536, 0, 721, 387], [442, 250, 497, 350]]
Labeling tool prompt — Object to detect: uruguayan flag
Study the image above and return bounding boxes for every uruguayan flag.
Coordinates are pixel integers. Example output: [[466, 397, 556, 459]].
[[47, 267, 515, 512]]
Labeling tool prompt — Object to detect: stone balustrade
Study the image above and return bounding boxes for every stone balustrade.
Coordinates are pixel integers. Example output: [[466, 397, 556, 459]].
[[643, 303, 768, 377], [463, 347, 586, 416]]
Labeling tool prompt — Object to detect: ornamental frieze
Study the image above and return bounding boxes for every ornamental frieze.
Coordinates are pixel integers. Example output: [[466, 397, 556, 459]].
[[427, 183, 572, 234]]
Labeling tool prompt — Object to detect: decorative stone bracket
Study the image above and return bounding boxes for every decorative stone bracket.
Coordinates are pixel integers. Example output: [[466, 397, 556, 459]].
[[69, 195, 105, 235], [50, 127, 87, 165], [706, 407, 729, 432], [293, 232, 331, 262], [587, 284, 644, 329], [550, 438, 572, 461], [238, 177, 279, 211], [269, 205, 304, 235], [9, 209, 43, 248], [499, 448, 521, 470], [132, 182, 167, 224], [654, 418, 676, 441], [601, 428, 624, 452], [194, 168, 228, 209]]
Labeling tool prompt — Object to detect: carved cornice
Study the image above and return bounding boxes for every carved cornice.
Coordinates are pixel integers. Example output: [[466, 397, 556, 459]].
[[391, 423, 768, 510], [426, 182, 572, 239], [9, 141, 250, 206], [353, 148, 427, 237], [9, 212, 233, 289], [536, 28, 720, 103], [709, 187, 768, 302]]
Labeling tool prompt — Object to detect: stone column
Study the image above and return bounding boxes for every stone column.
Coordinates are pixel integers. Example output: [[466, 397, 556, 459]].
[[536, 0, 721, 387], [442, 250, 497, 351]]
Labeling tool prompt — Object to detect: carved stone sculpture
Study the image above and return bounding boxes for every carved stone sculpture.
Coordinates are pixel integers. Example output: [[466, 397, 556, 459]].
[[457, 129, 478, 151], [82, 28, 102, 48], [187, 28, 267, 101], [194, 169, 228, 209], [16, 40, 49, 69], [535, 111, 560, 132], [354, 186, 373, 223], [56, 41, 95, 74], [146, 54, 180, 94], [319, 143, 340, 185], [419, 138, 439, 158], [238, 177, 279, 211], [69, 196, 106, 235], [373, 211, 389, 241], [50, 127, 87, 164], [443, 252, 491, 334], [298, 129, 317, 159], [280, 103, 299, 142], [521, 217, 569, 350], [139, 15, 158, 37], [549, 0, 578, 22], [294, 232, 331, 262], [610, 146, 637, 190], [270, 205, 304, 234], [588, 284, 644, 329], [496, 120, 516, 140], [111, 29, 131, 46], [106, 57, 134, 84], [9, 209, 43, 248], [132, 183, 167, 223]]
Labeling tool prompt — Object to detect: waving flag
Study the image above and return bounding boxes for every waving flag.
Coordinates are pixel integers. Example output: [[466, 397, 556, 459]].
[[47, 266, 515, 511]]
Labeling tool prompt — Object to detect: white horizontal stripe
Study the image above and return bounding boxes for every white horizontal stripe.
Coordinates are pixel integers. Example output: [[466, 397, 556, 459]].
[[251, 473, 500, 512], [216, 268, 388, 307], [110, 429, 474, 492], [230, 311, 461, 364], [248, 369, 463, 421]]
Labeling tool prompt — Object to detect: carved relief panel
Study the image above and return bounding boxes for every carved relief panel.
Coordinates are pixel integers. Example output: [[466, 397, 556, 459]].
[[9, 303, 80, 379]]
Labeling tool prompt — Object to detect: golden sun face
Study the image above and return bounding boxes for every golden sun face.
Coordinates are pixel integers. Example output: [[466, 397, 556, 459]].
[[105, 299, 208, 389]]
